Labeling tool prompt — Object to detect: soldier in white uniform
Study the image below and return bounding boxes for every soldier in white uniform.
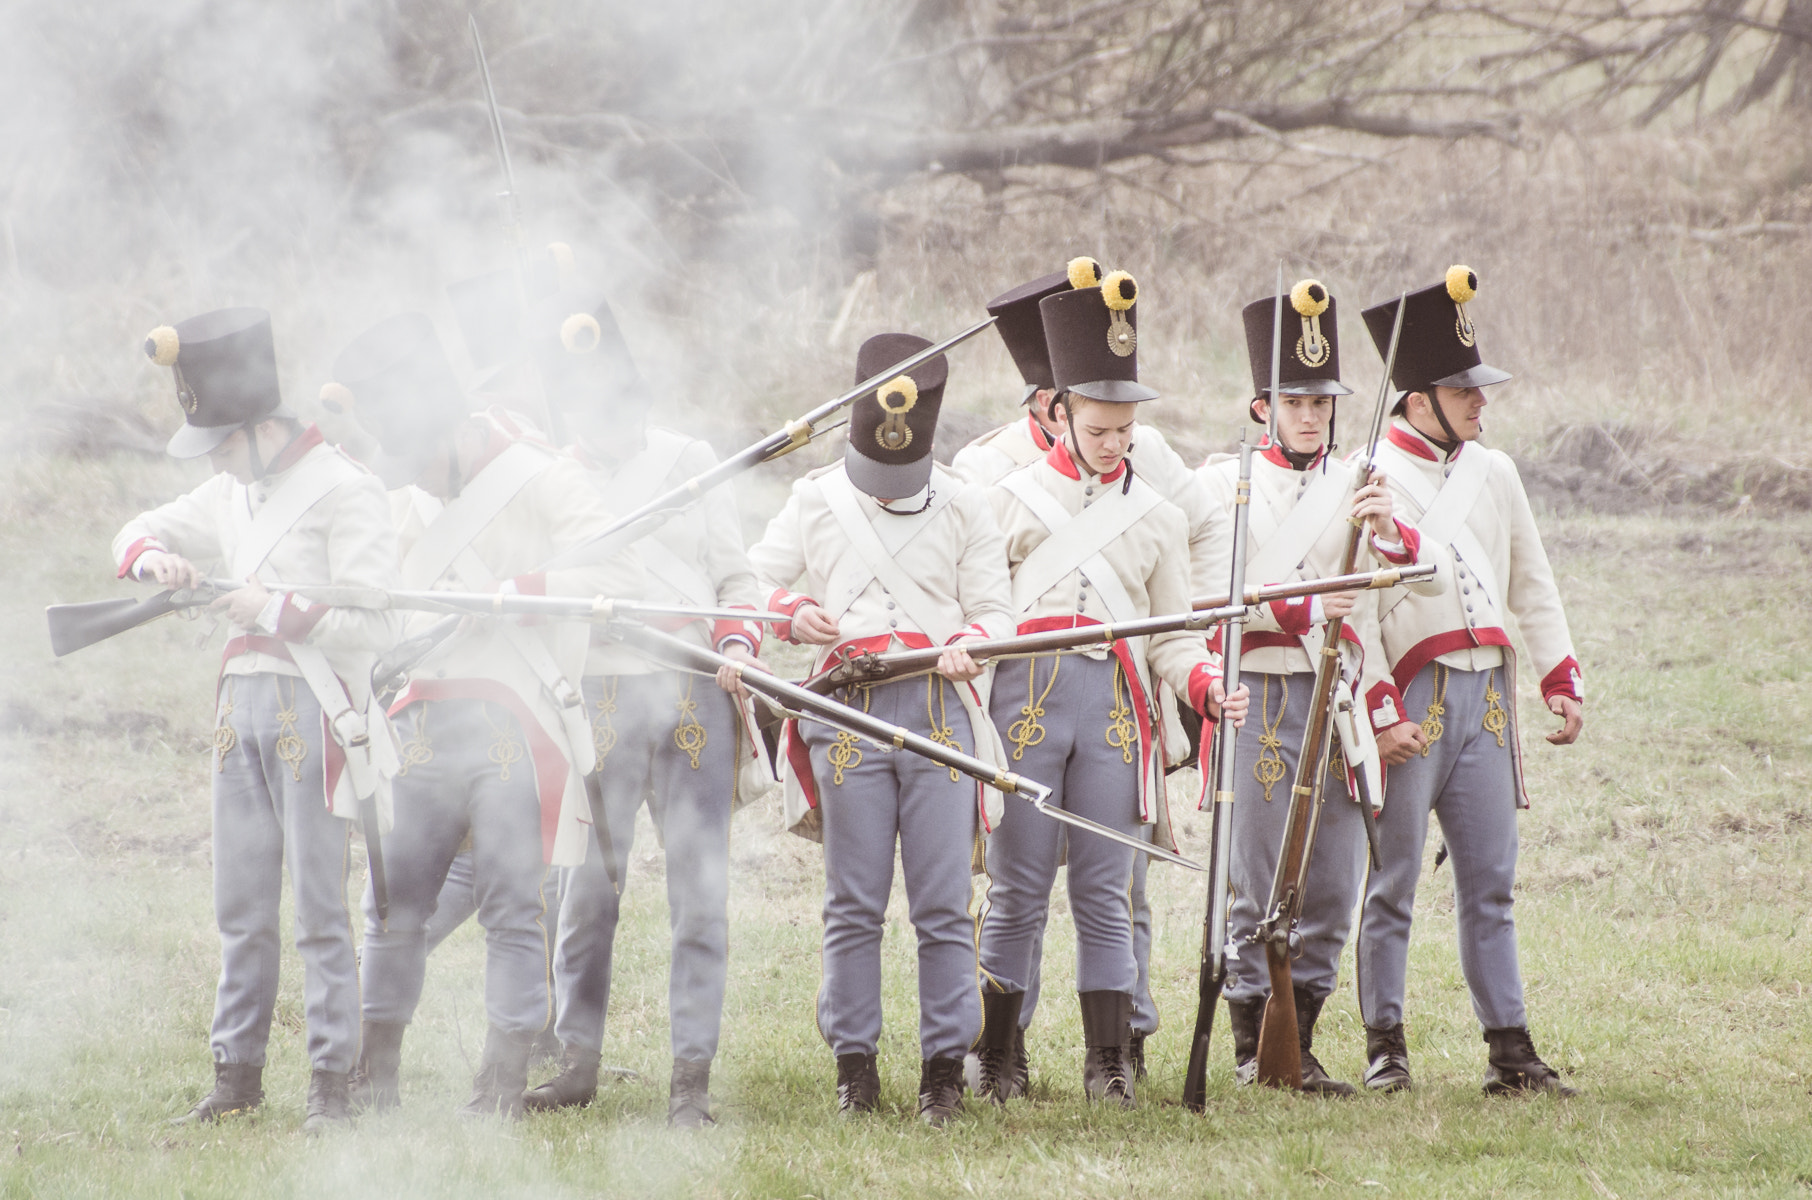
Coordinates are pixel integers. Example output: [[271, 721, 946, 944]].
[[748, 333, 1014, 1126], [952, 260, 1234, 1083], [519, 290, 766, 1127], [118, 309, 400, 1132], [1196, 281, 1438, 1093], [1355, 268, 1584, 1096], [327, 312, 644, 1118], [973, 270, 1246, 1108]]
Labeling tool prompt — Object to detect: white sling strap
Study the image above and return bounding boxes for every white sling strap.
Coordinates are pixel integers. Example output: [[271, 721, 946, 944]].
[[229, 450, 356, 579], [400, 442, 550, 590], [598, 434, 716, 604], [998, 469, 1158, 623], [1373, 442, 1500, 610], [1242, 464, 1352, 588], [820, 468, 960, 643]]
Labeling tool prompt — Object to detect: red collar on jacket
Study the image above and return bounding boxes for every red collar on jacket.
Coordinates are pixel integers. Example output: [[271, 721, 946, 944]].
[[1258, 435, 1326, 471], [1044, 437, 1127, 483], [265, 424, 324, 476], [1026, 412, 1055, 452], [1387, 419, 1463, 462]]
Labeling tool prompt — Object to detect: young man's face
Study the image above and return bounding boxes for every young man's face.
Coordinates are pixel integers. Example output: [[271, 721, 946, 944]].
[[1055, 397, 1138, 476], [1254, 393, 1335, 456], [205, 428, 252, 483], [1409, 385, 1488, 442]]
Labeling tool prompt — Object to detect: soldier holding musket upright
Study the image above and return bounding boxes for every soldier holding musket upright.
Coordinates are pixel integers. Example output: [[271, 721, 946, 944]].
[[325, 313, 643, 1118], [749, 333, 1014, 1126], [973, 269, 1246, 1109], [1196, 280, 1440, 1094], [1354, 267, 1583, 1096], [519, 288, 769, 1127], [117, 309, 401, 1132], [953, 258, 1234, 1082]]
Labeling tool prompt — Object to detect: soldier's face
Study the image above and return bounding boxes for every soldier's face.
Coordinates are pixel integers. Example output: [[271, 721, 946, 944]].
[[1430, 385, 1487, 439], [1056, 397, 1138, 475], [1256, 394, 1334, 455], [206, 428, 254, 483]]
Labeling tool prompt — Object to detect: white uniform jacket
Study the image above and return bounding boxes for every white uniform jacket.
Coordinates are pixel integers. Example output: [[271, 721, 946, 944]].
[[1363, 418, 1583, 807], [987, 439, 1221, 849], [748, 461, 1015, 839], [1197, 442, 1443, 808], [388, 408, 646, 864], [113, 427, 402, 819]]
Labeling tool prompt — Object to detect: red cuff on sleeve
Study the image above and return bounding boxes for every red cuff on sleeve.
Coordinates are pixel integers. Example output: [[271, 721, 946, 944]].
[[509, 573, 548, 596], [1365, 680, 1409, 731], [1187, 660, 1218, 719], [1539, 656, 1583, 704], [275, 594, 330, 642], [1269, 595, 1313, 636], [117, 537, 165, 580], [944, 623, 988, 645], [766, 588, 816, 645], [712, 607, 763, 654], [1372, 519, 1420, 566]]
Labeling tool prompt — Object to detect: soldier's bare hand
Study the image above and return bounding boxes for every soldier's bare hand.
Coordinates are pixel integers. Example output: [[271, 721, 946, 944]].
[[936, 644, 983, 683], [1321, 590, 1359, 621], [1212, 679, 1250, 728], [136, 550, 202, 591], [715, 644, 770, 699], [1546, 695, 1583, 745], [1354, 472, 1398, 539], [1376, 721, 1427, 765], [792, 604, 841, 646], [211, 576, 273, 629]]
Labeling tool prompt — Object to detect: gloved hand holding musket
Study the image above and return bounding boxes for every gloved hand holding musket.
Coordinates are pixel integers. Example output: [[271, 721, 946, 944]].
[[608, 620, 1203, 871], [801, 602, 1249, 696]]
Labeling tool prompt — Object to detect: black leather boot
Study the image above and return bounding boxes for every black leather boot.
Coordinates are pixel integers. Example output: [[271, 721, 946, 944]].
[[1078, 990, 1135, 1108], [523, 1044, 602, 1112], [172, 1062, 263, 1124], [460, 1026, 536, 1119], [349, 1020, 405, 1112], [1482, 1027, 1578, 1097], [1128, 1030, 1148, 1083], [1364, 1023, 1412, 1092], [917, 1057, 966, 1127], [668, 1058, 715, 1129], [835, 1052, 880, 1114], [302, 1069, 352, 1134], [1007, 1021, 1031, 1098], [1294, 987, 1357, 1097], [529, 1026, 563, 1069], [966, 988, 1025, 1104], [1227, 997, 1264, 1086]]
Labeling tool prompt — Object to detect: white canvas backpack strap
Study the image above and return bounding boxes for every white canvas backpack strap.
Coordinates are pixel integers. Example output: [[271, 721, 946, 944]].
[[999, 470, 1159, 622], [1373, 443, 1500, 609], [604, 431, 693, 506], [1242, 465, 1351, 587], [286, 642, 397, 822], [820, 470, 959, 643], [501, 623, 597, 777], [229, 451, 357, 578], [399, 443, 550, 588]]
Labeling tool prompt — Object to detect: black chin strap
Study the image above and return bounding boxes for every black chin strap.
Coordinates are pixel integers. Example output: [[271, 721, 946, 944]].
[[878, 487, 935, 516], [1423, 388, 1463, 453]]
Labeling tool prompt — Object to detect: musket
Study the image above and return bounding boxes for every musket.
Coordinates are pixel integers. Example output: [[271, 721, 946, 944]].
[[611, 621, 1203, 871], [800, 605, 1248, 696], [1250, 289, 1407, 1089], [47, 579, 243, 657], [1189, 563, 1436, 613]]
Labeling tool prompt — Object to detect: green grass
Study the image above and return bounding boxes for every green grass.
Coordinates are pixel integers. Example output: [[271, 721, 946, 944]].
[[3, 458, 1810, 1198]]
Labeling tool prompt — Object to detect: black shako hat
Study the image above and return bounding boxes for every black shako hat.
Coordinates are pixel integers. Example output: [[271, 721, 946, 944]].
[[1361, 265, 1512, 396], [325, 312, 468, 488], [845, 332, 947, 498], [1038, 268, 1159, 404], [985, 257, 1103, 403], [142, 308, 292, 458], [445, 242, 573, 391], [526, 286, 648, 415], [1241, 279, 1353, 416]]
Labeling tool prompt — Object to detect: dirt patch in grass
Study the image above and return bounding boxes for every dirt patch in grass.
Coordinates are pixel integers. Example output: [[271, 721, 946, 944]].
[[1518, 422, 1812, 515]]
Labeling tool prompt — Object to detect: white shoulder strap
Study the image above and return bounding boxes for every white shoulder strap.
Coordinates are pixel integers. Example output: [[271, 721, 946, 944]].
[[1374, 443, 1501, 608], [230, 451, 356, 579], [999, 469, 1159, 623], [598, 430, 693, 511], [820, 469, 960, 643], [1243, 465, 1351, 586], [400, 443, 550, 589]]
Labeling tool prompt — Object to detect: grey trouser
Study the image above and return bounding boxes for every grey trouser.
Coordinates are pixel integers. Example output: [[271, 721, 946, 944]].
[[800, 676, 981, 1062], [360, 699, 553, 1039], [979, 654, 1141, 1002], [424, 850, 569, 955], [1224, 670, 1366, 1004], [1020, 837, 1158, 1034], [1358, 663, 1526, 1030], [210, 673, 358, 1072], [553, 672, 734, 1062]]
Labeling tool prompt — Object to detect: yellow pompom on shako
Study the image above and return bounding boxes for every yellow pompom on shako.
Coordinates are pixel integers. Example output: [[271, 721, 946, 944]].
[[144, 325, 180, 367], [874, 374, 918, 452], [1099, 270, 1138, 358], [318, 381, 354, 415], [1067, 256, 1104, 291], [1290, 279, 1330, 318], [1446, 264, 1478, 346], [561, 312, 602, 353]]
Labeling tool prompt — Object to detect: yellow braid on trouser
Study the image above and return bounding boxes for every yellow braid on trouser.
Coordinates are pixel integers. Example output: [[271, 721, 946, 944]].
[[1253, 674, 1289, 802], [484, 702, 524, 782], [1482, 668, 1508, 748], [827, 685, 870, 786], [1420, 665, 1448, 755], [397, 702, 432, 776], [273, 677, 308, 783], [925, 676, 964, 782], [1007, 657, 1060, 762], [213, 677, 238, 771], [593, 678, 619, 763], [1105, 661, 1137, 765], [674, 674, 707, 770]]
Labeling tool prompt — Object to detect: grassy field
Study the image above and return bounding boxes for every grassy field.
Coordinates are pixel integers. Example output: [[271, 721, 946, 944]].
[[2, 454, 1810, 1198]]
